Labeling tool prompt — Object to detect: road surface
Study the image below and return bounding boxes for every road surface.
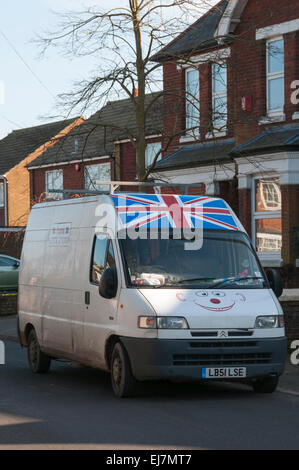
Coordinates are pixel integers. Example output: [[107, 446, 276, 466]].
[[0, 340, 299, 450]]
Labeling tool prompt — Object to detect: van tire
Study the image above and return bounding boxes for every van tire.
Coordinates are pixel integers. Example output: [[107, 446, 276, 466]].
[[252, 376, 279, 394], [110, 342, 137, 398], [27, 329, 51, 374]]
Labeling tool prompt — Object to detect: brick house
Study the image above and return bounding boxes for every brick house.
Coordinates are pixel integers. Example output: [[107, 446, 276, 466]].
[[0, 117, 83, 227], [151, 0, 299, 281], [27, 93, 163, 200]]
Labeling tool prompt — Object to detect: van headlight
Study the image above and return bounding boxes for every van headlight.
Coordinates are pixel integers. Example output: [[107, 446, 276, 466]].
[[255, 315, 284, 329], [138, 316, 189, 329]]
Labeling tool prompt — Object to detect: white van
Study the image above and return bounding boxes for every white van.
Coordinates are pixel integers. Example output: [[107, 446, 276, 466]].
[[18, 190, 287, 397]]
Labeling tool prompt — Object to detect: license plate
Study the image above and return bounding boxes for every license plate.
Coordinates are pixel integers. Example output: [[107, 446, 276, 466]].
[[202, 367, 247, 379]]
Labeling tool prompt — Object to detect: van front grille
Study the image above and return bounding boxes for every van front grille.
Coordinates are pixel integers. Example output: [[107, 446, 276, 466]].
[[172, 352, 272, 367], [189, 341, 257, 349], [191, 330, 253, 338]]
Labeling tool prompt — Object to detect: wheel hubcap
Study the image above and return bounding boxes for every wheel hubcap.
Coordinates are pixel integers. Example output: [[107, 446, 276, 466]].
[[112, 354, 122, 387], [29, 338, 38, 367]]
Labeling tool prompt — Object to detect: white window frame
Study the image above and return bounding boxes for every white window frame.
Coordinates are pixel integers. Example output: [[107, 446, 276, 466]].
[[145, 142, 162, 168], [45, 169, 63, 200], [0, 182, 4, 207], [84, 162, 111, 192], [266, 37, 285, 118], [185, 68, 200, 136], [252, 175, 282, 264], [211, 62, 228, 135]]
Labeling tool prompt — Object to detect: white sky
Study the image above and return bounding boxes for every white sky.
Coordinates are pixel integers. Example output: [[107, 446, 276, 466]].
[[0, 0, 214, 138]]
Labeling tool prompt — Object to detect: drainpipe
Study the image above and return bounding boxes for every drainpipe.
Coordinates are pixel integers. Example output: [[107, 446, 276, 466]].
[[0, 175, 8, 226]]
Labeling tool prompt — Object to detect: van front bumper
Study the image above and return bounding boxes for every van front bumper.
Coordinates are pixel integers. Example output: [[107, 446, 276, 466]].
[[121, 336, 287, 382]]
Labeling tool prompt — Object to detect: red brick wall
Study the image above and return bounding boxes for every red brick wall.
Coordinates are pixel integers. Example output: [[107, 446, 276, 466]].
[[162, 0, 299, 149], [119, 138, 162, 191], [31, 158, 113, 202], [232, 0, 299, 142], [162, 63, 185, 155], [281, 185, 299, 265]]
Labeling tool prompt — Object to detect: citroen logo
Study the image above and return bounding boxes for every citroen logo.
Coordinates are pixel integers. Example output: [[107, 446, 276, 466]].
[[218, 330, 228, 338]]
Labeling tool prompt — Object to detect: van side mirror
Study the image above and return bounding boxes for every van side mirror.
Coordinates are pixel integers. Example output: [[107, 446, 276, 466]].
[[99, 268, 118, 299], [265, 268, 283, 298]]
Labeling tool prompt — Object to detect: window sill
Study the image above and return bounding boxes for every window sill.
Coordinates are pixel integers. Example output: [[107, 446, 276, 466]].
[[179, 134, 201, 144], [292, 111, 299, 120], [205, 130, 227, 139], [259, 114, 286, 125]]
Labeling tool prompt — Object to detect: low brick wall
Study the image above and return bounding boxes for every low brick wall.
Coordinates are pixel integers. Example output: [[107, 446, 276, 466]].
[[0, 293, 18, 316], [281, 300, 299, 341], [0, 228, 25, 259]]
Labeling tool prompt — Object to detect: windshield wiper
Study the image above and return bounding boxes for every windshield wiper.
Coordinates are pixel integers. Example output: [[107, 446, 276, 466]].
[[178, 277, 216, 284], [212, 276, 264, 288]]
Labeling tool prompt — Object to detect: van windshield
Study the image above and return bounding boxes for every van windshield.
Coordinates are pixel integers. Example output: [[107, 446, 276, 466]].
[[119, 229, 267, 289]]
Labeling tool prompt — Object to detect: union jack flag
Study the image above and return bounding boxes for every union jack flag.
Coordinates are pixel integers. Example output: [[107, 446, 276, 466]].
[[112, 194, 238, 231]]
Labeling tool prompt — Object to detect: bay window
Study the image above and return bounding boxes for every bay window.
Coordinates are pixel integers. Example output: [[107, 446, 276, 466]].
[[253, 176, 282, 258]]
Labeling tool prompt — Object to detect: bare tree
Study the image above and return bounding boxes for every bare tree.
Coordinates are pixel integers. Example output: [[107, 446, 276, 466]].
[[37, 0, 281, 185], [38, 0, 220, 182]]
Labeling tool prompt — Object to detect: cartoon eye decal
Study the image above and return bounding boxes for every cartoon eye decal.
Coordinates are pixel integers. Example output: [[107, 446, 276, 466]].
[[211, 291, 225, 297], [195, 291, 209, 297]]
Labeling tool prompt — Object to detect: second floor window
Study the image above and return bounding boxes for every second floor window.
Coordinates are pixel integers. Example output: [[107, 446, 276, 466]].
[[212, 63, 227, 131], [46, 170, 63, 199], [185, 69, 200, 133], [266, 38, 284, 116], [84, 162, 111, 192]]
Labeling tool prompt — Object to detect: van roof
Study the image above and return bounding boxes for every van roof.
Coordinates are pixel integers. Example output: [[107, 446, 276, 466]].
[[33, 193, 244, 232]]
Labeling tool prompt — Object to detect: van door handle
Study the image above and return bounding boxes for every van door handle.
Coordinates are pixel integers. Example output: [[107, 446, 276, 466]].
[[85, 291, 90, 305]]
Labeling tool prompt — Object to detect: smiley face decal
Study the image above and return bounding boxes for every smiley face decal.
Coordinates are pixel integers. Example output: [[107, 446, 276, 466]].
[[176, 291, 246, 311]]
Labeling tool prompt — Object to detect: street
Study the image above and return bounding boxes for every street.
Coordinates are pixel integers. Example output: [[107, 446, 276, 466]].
[[1, 340, 299, 450]]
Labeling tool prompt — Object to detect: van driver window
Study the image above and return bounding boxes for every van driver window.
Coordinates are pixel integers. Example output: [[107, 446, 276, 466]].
[[90, 235, 116, 285]]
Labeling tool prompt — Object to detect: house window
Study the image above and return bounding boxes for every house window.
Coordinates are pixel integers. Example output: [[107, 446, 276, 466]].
[[212, 63, 227, 131], [253, 177, 282, 255], [266, 38, 284, 116], [145, 142, 162, 168], [0, 182, 4, 206], [84, 162, 111, 192], [185, 69, 200, 133], [45, 170, 63, 199]]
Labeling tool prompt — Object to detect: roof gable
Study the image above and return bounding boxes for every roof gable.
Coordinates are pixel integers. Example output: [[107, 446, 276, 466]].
[[0, 118, 78, 175], [27, 93, 163, 169], [153, 0, 228, 61]]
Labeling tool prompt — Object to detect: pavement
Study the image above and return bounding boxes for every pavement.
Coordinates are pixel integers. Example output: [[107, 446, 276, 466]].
[[1, 314, 299, 396]]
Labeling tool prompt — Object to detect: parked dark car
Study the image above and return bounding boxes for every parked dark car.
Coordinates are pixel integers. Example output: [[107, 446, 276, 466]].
[[0, 255, 20, 292]]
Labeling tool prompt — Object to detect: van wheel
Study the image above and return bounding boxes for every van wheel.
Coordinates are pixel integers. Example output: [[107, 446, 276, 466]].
[[252, 376, 279, 394], [110, 342, 137, 398], [27, 329, 51, 374]]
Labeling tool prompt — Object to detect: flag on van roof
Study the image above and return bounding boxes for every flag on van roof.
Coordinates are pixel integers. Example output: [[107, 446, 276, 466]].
[[112, 194, 238, 231]]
